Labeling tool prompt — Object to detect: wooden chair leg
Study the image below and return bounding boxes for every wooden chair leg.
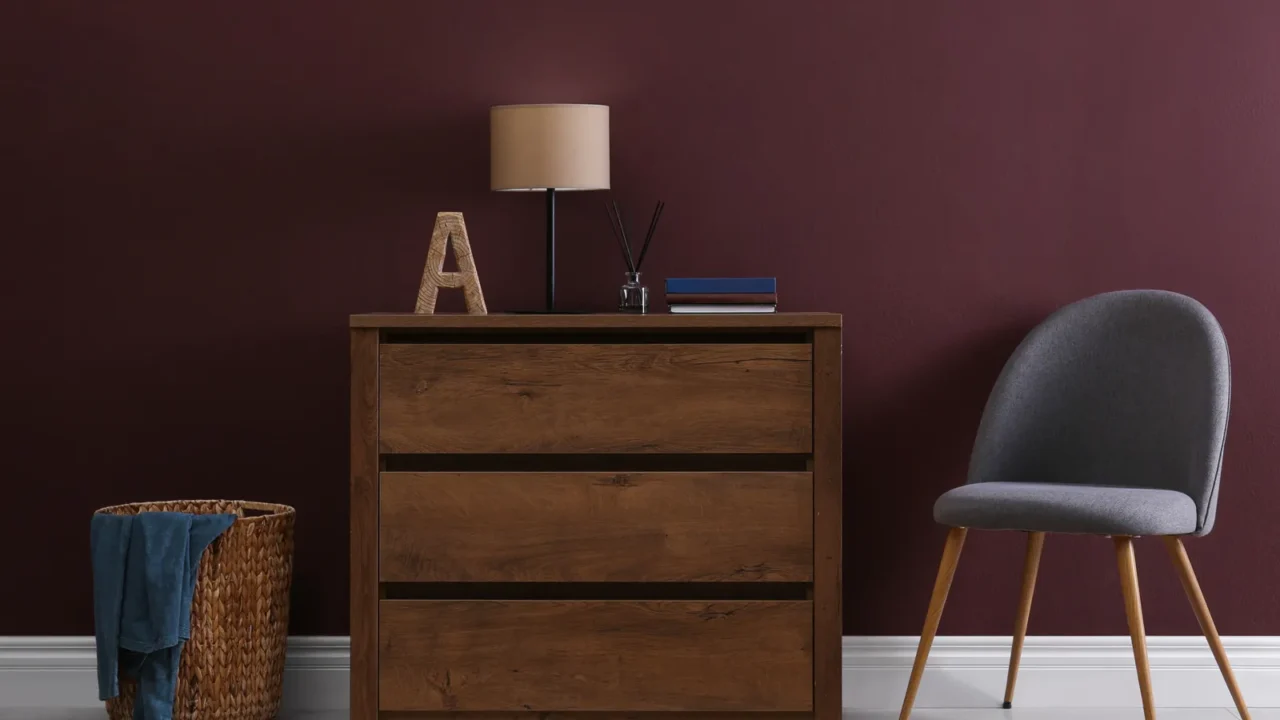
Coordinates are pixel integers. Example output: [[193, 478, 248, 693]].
[[1115, 536, 1156, 720], [1003, 531, 1045, 709], [899, 527, 968, 720], [1163, 536, 1251, 720]]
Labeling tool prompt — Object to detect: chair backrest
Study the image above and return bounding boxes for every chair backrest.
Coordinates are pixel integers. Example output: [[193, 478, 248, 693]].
[[968, 290, 1231, 535]]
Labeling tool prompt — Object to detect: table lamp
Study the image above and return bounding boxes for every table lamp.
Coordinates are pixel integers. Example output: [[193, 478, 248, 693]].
[[491, 104, 610, 312]]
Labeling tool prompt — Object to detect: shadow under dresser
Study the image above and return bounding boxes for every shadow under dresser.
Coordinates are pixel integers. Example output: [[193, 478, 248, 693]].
[[350, 313, 843, 720]]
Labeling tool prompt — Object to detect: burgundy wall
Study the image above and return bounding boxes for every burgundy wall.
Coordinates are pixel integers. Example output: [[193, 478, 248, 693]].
[[3, 1, 1279, 636]]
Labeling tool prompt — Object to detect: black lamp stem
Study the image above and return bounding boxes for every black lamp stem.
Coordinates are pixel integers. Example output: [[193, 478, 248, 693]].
[[545, 188, 556, 312]]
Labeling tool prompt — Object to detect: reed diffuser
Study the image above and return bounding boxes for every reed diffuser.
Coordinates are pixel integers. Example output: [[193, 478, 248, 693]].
[[606, 199, 665, 313]]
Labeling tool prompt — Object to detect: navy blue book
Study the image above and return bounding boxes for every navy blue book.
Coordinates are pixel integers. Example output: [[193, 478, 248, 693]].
[[665, 277, 776, 294]]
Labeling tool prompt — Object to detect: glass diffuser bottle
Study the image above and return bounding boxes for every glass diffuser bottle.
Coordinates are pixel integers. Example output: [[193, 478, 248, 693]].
[[619, 272, 648, 313]]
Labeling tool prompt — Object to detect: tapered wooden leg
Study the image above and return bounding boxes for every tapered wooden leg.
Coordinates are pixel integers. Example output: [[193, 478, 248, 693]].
[[1163, 536, 1251, 720], [899, 527, 968, 720], [1115, 537, 1156, 720], [1003, 531, 1045, 709]]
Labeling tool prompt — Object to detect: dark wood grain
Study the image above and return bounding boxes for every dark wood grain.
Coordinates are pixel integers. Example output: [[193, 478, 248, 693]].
[[382, 453, 809, 472], [379, 600, 814, 712], [379, 472, 813, 582], [381, 582, 810, 601], [378, 707, 808, 712], [349, 328, 379, 720], [378, 343, 813, 454], [358, 316, 842, 716], [811, 327, 843, 720], [352, 312, 841, 329]]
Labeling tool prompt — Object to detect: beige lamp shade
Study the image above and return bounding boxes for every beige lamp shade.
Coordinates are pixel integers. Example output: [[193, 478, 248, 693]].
[[490, 104, 610, 191]]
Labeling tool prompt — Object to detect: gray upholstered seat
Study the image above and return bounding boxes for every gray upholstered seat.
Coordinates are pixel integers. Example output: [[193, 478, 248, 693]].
[[935, 289, 1230, 537], [934, 482, 1198, 536]]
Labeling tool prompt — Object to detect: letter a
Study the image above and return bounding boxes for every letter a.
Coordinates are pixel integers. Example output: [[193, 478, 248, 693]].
[[414, 212, 487, 314]]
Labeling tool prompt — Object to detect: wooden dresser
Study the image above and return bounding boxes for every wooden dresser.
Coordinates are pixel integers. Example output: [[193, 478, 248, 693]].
[[350, 313, 842, 720]]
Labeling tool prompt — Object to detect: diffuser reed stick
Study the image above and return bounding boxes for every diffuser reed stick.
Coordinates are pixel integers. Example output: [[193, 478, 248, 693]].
[[604, 202, 634, 273], [636, 200, 664, 271], [605, 199, 665, 273]]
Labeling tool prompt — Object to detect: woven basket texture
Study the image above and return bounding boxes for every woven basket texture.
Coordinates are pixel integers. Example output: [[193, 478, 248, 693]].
[[96, 500, 295, 720]]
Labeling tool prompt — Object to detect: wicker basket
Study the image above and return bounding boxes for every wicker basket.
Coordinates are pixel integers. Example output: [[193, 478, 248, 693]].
[[96, 500, 296, 720]]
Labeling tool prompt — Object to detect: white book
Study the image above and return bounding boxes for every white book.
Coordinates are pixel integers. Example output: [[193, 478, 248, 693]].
[[668, 304, 777, 314]]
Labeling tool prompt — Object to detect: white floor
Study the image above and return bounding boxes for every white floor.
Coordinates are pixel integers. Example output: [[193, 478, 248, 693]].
[[851, 710, 1269, 719], [0, 710, 1273, 719]]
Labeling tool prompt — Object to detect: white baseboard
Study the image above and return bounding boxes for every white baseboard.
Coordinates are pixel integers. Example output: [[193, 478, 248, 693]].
[[3, 635, 1277, 710], [0, 636, 347, 710], [846, 636, 1280, 709]]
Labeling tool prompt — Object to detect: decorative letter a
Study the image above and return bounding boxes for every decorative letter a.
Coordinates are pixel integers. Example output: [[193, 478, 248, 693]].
[[414, 212, 487, 315]]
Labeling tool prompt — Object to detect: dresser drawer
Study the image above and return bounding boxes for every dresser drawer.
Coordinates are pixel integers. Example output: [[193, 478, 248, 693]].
[[379, 471, 813, 582], [378, 343, 812, 454], [378, 599, 813, 712]]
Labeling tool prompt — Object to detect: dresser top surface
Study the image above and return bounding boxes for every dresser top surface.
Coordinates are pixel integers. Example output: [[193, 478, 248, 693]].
[[350, 312, 841, 330]]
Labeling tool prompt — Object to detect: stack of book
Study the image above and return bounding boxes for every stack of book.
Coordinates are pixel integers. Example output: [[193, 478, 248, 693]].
[[665, 277, 778, 313]]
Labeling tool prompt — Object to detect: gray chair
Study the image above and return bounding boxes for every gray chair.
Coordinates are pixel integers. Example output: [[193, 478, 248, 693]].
[[899, 290, 1248, 720]]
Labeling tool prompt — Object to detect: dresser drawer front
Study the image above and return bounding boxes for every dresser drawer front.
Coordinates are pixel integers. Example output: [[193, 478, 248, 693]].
[[378, 343, 813, 454], [378, 600, 813, 712], [379, 471, 813, 582]]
